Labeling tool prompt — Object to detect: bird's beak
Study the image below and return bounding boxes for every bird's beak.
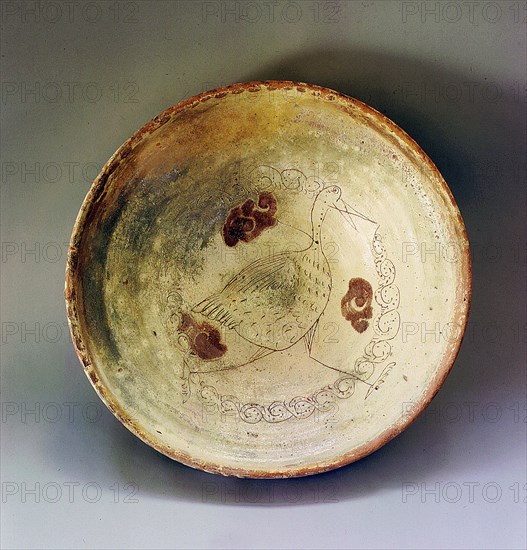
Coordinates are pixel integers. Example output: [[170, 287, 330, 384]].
[[331, 198, 374, 231]]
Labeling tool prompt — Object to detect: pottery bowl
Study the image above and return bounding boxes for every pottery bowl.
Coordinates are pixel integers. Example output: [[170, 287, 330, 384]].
[[65, 81, 471, 477]]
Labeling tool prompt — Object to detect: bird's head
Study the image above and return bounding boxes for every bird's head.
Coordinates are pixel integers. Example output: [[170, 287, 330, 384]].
[[315, 185, 374, 231], [317, 185, 342, 206]]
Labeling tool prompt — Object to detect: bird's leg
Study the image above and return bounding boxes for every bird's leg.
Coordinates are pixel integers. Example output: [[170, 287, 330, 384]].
[[304, 319, 319, 355]]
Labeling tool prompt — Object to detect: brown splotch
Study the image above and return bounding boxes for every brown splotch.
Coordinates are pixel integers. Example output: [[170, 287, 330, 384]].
[[222, 191, 277, 247], [341, 278, 373, 333], [178, 312, 227, 360]]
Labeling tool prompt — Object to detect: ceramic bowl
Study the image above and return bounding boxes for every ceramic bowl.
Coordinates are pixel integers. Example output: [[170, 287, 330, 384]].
[[65, 81, 471, 477]]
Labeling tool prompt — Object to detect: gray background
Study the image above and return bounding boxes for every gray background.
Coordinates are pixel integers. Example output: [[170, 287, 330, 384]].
[[1, 1, 526, 549]]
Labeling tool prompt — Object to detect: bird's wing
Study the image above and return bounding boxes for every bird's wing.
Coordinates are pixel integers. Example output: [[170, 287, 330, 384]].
[[192, 253, 293, 328], [222, 252, 291, 295]]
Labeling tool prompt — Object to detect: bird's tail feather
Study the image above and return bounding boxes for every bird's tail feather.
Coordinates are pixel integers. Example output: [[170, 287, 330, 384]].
[[192, 296, 238, 329]]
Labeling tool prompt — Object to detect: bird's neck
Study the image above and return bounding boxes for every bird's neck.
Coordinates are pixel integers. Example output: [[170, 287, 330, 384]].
[[310, 202, 329, 247]]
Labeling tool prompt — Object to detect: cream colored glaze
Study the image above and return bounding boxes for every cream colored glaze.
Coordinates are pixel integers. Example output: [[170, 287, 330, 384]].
[[65, 81, 471, 477]]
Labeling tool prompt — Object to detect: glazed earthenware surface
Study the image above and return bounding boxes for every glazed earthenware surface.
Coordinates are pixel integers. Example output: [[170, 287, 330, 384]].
[[66, 81, 470, 477]]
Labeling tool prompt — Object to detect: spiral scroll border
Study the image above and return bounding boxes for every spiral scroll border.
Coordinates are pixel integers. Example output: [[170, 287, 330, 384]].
[[352, 230, 401, 383]]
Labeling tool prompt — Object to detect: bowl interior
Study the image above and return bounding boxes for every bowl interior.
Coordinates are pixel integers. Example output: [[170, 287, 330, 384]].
[[67, 82, 470, 477]]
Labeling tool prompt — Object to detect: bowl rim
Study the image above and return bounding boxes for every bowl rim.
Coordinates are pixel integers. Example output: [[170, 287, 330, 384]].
[[65, 80, 472, 478]]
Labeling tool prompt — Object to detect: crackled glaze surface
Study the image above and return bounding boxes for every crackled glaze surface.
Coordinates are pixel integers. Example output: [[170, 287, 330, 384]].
[[65, 81, 471, 477]]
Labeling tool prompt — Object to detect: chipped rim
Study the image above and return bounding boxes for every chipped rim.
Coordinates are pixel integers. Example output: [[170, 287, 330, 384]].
[[65, 80, 472, 478]]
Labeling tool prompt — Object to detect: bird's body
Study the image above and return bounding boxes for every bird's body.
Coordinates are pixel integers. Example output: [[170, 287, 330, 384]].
[[193, 246, 331, 350]]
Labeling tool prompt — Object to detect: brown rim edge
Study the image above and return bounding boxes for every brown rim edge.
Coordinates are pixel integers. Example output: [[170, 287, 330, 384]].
[[65, 80, 472, 479]]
